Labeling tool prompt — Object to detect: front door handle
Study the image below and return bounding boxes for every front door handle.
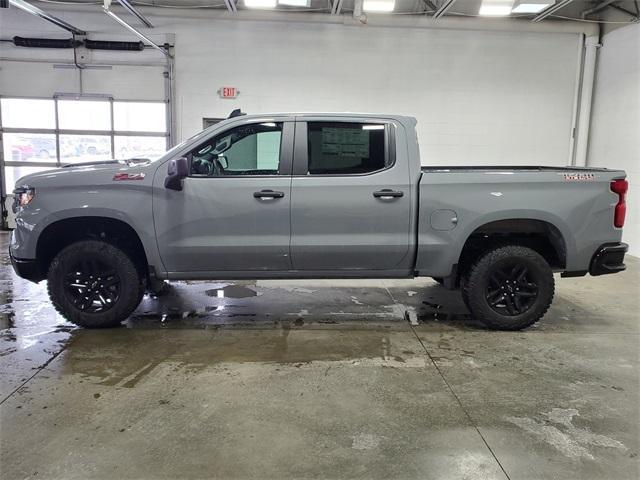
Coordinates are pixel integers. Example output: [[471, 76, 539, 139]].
[[373, 189, 404, 199], [253, 189, 285, 199]]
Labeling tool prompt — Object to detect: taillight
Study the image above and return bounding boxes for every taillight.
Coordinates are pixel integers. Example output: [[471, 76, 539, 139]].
[[610, 179, 628, 228]]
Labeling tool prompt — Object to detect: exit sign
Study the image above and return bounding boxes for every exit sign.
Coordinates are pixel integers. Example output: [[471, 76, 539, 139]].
[[218, 87, 239, 99]]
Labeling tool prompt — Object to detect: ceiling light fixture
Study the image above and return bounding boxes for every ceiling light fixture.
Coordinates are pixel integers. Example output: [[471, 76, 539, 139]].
[[511, 0, 552, 13], [362, 0, 395, 13], [244, 0, 276, 8], [479, 0, 513, 16], [278, 0, 310, 6]]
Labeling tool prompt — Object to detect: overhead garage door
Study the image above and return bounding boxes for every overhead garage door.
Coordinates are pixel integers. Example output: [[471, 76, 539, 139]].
[[0, 56, 169, 228]]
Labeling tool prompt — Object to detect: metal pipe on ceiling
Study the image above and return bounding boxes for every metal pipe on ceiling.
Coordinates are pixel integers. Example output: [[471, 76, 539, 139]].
[[224, 0, 238, 13], [433, 0, 457, 19], [103, 7, 171, 58], [8, 0, 86, 35], [116, 0, 154, 28], [331, 0, 344, 15], [581, 0, 617, 18], [532, 0, 574, 22]]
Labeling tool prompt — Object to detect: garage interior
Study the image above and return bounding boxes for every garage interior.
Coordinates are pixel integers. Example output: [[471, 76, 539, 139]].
[[0, 1, 639, 479]]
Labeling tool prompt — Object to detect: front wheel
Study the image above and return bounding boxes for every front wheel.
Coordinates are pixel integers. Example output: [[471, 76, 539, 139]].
[[462, 245, 554, 330], [47, 240, 143, 328]]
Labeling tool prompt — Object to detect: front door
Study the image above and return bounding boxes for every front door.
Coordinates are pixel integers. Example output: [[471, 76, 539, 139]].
[[153, 120, 294, 273], [290, 119, 412, 272]]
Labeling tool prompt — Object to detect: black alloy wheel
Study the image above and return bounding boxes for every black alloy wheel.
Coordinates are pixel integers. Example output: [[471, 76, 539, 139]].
[[485, 262, 539, 316], [64, 259, 121, 313]]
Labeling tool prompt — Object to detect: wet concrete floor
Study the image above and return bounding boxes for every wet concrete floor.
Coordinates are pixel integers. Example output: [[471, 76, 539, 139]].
[[0, 231, 638, 479]]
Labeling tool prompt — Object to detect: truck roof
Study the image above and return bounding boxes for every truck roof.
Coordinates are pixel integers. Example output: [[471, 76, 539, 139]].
[[226, 111, 417, 123]]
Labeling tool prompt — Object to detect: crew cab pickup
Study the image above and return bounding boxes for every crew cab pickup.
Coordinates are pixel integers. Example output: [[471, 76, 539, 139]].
[[9, 112, 629, 330]]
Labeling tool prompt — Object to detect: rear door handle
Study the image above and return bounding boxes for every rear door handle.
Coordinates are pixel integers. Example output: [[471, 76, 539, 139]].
[[253, 189, 285, 199], [373, 189, 404, 199]]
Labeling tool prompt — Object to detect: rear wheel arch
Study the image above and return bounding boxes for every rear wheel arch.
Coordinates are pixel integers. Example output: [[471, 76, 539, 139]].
[[456, 218, 567, 282]]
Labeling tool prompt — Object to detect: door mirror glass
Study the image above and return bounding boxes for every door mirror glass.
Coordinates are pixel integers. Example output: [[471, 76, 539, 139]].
[[164, 157, 189, 190], [217, 155, 228, 169]]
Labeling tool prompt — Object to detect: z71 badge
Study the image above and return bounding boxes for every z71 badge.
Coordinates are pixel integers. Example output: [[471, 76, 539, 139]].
[[113, 173, 146, 181], [563, 173, 596, 181]]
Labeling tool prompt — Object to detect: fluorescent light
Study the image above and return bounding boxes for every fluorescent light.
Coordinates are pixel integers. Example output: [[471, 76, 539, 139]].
[[363, 0, 395, 13], [479, 1, 513, 16], [278, 0, 309, 6], [362, 125, 385, 130], [511, 0, 552, 13], [479, 5, 511, 15], [244, 0, 276, 8]]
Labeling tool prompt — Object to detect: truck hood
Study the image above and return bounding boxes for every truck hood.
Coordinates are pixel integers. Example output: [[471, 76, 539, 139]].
[[14, 159, 154, 190]]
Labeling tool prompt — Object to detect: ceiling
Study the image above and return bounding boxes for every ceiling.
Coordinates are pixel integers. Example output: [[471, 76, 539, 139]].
[[31, 0, 640, 23]]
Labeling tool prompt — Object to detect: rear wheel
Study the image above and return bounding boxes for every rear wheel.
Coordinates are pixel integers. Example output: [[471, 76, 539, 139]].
[[47, 240, 143, 328], [462, 245, 554, 330]]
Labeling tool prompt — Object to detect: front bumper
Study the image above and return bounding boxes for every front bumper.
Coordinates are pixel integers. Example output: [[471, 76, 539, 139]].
[[590, 242, 628, 276], [9, 247, 43, 283]]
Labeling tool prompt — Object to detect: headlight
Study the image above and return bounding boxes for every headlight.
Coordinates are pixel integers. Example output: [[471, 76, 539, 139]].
[[12, 186, 36, 213]]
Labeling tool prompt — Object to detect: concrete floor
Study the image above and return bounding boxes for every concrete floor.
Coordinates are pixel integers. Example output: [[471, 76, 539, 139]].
[[0, 231, 638, 480]]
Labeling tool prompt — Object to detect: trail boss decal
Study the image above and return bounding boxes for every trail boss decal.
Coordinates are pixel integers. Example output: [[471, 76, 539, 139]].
[[113, 173, 146, 181], [563, 173, 596, 182]]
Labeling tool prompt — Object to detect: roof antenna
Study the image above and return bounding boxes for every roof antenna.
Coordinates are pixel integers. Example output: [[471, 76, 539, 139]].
[[228, 109, 246, 119]]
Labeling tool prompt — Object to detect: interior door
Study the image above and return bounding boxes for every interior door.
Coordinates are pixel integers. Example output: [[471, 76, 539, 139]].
[[153, 120, 294, 273], [290, 119, 412, 272]]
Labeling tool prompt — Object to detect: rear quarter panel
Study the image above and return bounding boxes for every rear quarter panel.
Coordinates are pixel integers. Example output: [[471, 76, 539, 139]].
[[416, 169, 626, 276]]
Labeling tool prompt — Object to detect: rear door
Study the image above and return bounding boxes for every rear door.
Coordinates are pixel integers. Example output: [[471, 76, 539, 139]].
[[153, 119, 294, 273], [290, 117, 412, 272]]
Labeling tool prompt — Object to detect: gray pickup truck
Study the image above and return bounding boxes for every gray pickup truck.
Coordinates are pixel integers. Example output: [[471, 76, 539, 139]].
[[9, 112, 629, 330]]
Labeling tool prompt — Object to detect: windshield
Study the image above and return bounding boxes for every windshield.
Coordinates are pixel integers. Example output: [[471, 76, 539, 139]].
[[147, 125, 221, 163]]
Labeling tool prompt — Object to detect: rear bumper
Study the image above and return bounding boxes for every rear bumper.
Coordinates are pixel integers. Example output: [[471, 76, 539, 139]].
[[589, 242, 628, 276], [9, 247, 42, 283]]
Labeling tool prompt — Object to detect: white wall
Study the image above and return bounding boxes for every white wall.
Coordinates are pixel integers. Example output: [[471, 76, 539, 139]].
[[0, 6, 584, 168], [589, 24, 640, 257]]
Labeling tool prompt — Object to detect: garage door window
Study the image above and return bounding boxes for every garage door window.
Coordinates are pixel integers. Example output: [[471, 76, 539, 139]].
[[307, 122, 388, 175], [1, 97, 169, 193]]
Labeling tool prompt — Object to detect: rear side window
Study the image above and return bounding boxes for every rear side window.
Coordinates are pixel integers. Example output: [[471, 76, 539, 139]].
[[307, 122, 387, 175]]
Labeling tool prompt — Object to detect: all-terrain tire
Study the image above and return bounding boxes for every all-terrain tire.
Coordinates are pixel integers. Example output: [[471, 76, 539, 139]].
[[47, 240, 143, 328], [463, 245, 554, 330]]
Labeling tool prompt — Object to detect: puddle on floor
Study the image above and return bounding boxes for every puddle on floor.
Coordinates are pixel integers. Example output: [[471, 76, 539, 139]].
[[59, 328, 398, 387], [205, 285, 258, 298]]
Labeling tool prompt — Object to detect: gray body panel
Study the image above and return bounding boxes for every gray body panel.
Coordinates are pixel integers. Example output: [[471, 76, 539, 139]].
[[290, 116, 415, 272], [9, 113, 626, 282], [416, 168, 625, 277]]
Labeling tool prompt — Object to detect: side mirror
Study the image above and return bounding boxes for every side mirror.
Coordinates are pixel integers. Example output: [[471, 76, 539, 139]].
[[217, 155, 228, 169], [164, 157, 189, 191]]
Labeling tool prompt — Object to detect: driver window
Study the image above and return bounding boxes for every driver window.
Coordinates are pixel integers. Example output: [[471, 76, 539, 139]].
[[190, 122, 283, 176]]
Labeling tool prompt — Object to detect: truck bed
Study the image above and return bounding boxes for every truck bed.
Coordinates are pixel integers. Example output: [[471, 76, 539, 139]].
[[421, 165, 617, 173], [415, 165, 625, 278]]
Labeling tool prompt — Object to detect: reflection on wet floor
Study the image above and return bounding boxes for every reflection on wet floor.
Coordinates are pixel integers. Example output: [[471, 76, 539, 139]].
[[3, 228, 626, 400]]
